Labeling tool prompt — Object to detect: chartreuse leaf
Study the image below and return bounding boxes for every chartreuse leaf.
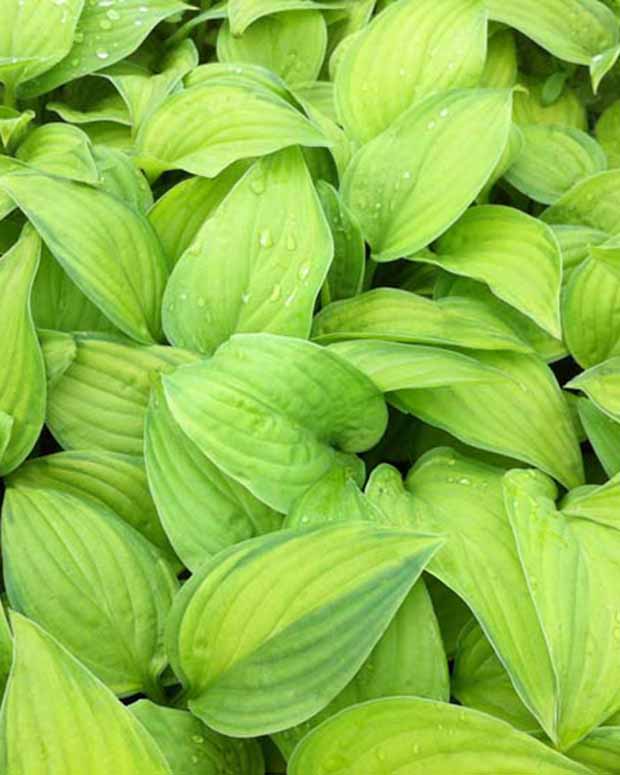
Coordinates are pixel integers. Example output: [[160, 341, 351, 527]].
[[163, 148, 332, 355], [92, 145, 153, 213], [480, 29, 517, 88], [148, 166, 246, 271], [0, 170, 168, 343], [334, 0, 487, 144], [272, 580, 449, 759], [162, 334, 387, 514], [425, 576, 473, 659], [15, 123, 99, 184], [2, 487, 178, 697], [452, 621, 540, 732], [342, 88, 513, 262], [312, 288, 531, 352], [20, 0, 189, 98], [577, 397, 620, 476], [218, 11, 327, 84], [504, 468, 620, 748], [135, 73, 328, 180], [293, 81, 338, 123], [432, 205, 562, 335], [561, 473, 620, 528], [552, 224, 609, 283], [130, 701, 264, 775], [505, 126, 608, 205], [568, 728, 620, 774], [398, 351, 584, 488], [485, 0, 620, 90], [568, 357, 620, 421], [41, 331, 198, 456], [0, 107, 34, 153], [145, 381, 281, 573], [47, 75, 132, 126], [167, 522, 442, 736], [7, 450, 175, 563], [0, 614, 172, 775], [288, 697, 590, 774], [0, 224, 45, 477], [513, 75, 587, 129], [542, 169, 620, 233], [227, 0, 347, 35], [597, 101, 620, 168], [401, 449, 557, 739], [0, 600, 11, 698], [590, 234, 620, 281]]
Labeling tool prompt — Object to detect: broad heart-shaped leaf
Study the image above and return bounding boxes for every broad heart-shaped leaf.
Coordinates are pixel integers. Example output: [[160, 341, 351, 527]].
[[486, 0, 620, 91], [0, 0, 83, 95], [162, 334, 388, 513], [0, 169, 168, 344], [480, 29, 517, 89], [148, 166, 246, 271], [92, 145, 153, 213], [166, 522, 442, 736], [568, 728, 620, 774], [47, 76, 132, 126], [271, 579, 449, 759], [135, 74, 328, 180], [542, 169, 620, 234], [145, 381, 282, 573], [2, 487, 178, 697], [0, 107, 35, 153], [561, 473, 620, 529], [578, 397, 620, 476], [504, 468, 620, 748], [341, 88, 513, 262], [163, 148, 333, 355], [217, 11, 327, 85], [0, 615, 172, 775], [312, 288, 531, 352], [567, 357, 620, 421], [335, 0, 487, 144], [432, 205, 562, 336], [513, 76, 587, 130], [400, 449, 557, 739], [552, 224, 609, 283], [41, 331, 198, 456], [130, 701, 264, 775], [0, 224, 46, 477], [15, 123, 99, 184], [20, 0, 189, 98], [504, 125, 608, 205], [597, 100, 620, 169], [227, 0, 348, 35], [7, 450, 176, 564], [288, 698, 590, 775], [396, 350, 584, 488]]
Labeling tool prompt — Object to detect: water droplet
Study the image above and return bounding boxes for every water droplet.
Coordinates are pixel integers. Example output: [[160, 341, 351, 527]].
[[412, 743, 420, 754], [197, 297, 206, 308], [179, 292, 188, 301], [241, 292, 250, 304], [298, 263, 310, 281], [134, 18, 143, 25], [447, 61, 455, 70], [287, 234, 297, 251], [592, 53, 604, 63], [399, 68, 406, 77], [447, 458, 456, 466], [427, 120, 436, 129], [250, 177, 265, 195], [71, 57, 80, 66], [96, 48, 110, 60], [191, 735, 204, 744], [300, 515, 310, 524], [100, 18, 112, 29], [285, 291, 297, 307], [440, 108, 449, 118], [458, 477, 471, 486], [259, 229, 273, 248], [191, 755, 199, 765], [138, 3, 148, 10], [270, 284, 281, 302], [402, 170, 412, 180], [107, 8, 120, 18]]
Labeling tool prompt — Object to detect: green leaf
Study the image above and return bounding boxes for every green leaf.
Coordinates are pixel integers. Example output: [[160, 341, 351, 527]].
[[505, 125, 608, 205], [228, 0, 348, 35], [432, 205, 562, 335], [0, 170, 168, 344], [135, 72, 328, 180], [342, 88, 513, 261], [425, 575, 473, 659], [552, 224, 609, 283], [0, 107, 35, 153], [130, 701, 265, 775], [218, 11, 327, 85], [145, 381, 282, 573], [0, 600, 11, 699], [163, 148, 333, 355], [513, 75, 587, 129], [7, 450, 176, 564], [162, 334, 388, 513], [480, 29, 518, 88], [542, 169, 620, 234], [577, 397, 620, 476], [0, 224, 45, 476], [15, 123, 99, 184], [293, 81, 338, 123], [568, 728, 620, 774], [92, 145, 154, 213], [567, 357, 620, 421], [561, 473, 620, 529], [596, 100, 620, 168], [288, 697, 590, 774], [48, 77, 131, 125], [334, 0, 487, 144], [20, 0, 189, 98], [167, 522, 442, 736], [313, 288, 532, 352], [0, 615, 172, 774], [41, 331, 198, 456], [2, 487, 178, 696]]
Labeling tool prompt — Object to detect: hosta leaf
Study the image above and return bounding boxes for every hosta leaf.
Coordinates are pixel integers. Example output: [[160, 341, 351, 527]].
[[0, 601, 11, 698], [2, 487, 178, 696], [513, 76, 587, 130], [15, 123, 99, 184], [505, 125, 608, 205], [163, 148, 332, 355], [0, 224, 45, 476], [272, 580, 449, 759], [577, 397, 620, 476], [425, 576, 473, 659], [167, 522, 442, 736], [504, 468, 620, 748], [567, 357, 620, 421], [552, 224, 609, 282], [334, 0, 487, 144], [597, 100, 620, 168], [228, 0, 348, 35], [480, 29, 517, 89], [0, 615, 172, 774], [130, 701, 264, 775], [542, 169, 620, 233], [48, 76, 131, 126], [7, 450, 175, 563], [135, 75, 328, 180], [0, 170, 168, 343], [397, 351, 584, 488], [92, 145, 153, 213], [312, 288, 531, 352], [568, 728, 620, 774], [0, 107, 35, 154], [561, 474, 620, 528], [145, 381, 282, 573], [432, 205, 562, 335], [288, 698, 589, 774], [293, 81, 338, 123], [21, 0, 189, 98], [218, 11, 327, 85], [41, 331, 198, 456], [162, 334, 388, 512], [342, 88, 513, 261]]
